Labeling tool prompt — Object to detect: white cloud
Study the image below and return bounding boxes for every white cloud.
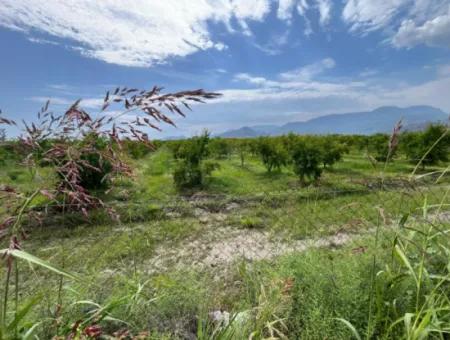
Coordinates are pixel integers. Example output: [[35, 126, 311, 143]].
[[253, 30, 290, 55], [233, 73, 272, 86], [316, 0, 333, 26], [0, 0, 272, 67], [392, 12, 450, 48], [233, 58, 337, 88], [27, 37, 59, 46], [279, 58, 336, 81], [342, 0, 410, 32], [215, 61, 450, 116], [343, 0, 450, 49], [277, 0, 296, 21], [0, 0, 338, 66], [277, 0, 332, 27], [222, 60, 365, 105], [437, 64, 450, 77], [30, 96, 103, 109]]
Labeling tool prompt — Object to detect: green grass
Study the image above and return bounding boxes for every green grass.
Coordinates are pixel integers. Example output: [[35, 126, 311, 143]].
[[1, 146, 449, 338]]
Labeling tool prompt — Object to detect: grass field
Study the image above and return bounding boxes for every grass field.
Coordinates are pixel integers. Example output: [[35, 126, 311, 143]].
[[1, 145, 449, 339]]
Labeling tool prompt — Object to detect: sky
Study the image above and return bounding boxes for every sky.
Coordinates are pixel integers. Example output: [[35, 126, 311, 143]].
[[0, 0, 450, 138]]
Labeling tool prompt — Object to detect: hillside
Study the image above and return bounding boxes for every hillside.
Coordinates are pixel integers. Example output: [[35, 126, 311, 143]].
[[218, 105, 449, 137]]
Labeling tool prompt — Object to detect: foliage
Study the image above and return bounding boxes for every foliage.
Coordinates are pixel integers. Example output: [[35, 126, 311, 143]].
[[0, 128, 5, 142], [173, 131, 219, 189], [208, 138, 231, 159], [1, 103, 450, 338], [257, 137, 288, 172], [402, 124, 449, 168], [291, 141, 323, 183], [124, 139, 161, 159], [318, 137, 348, 168], [367, 133, 391, 162], [0, 88, 220, 216], [0, 86, 220, 338], [234, 139, 250, 167]]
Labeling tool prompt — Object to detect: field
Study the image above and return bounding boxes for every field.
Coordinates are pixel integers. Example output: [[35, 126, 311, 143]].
[[0, 137, 450, 339]]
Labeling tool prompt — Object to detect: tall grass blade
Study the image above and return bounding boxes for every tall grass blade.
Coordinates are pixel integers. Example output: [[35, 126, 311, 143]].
[[335, 318, 362, 340], [0, 249, 78, 280]]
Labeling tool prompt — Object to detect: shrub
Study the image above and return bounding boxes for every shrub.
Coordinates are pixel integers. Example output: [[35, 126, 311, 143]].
[[319, 138, 347, 168], [173, 131, 218, 189], [173, 162, 203, 189], [235, 139, 249, 167], [257, 137, 288, 172], [281, 132, 300, 155], [367, 133, 391, 162], [124, 140, 154, 159], [291, 141, 323, 184], [0, 87, 220, 219], [402, 124, 449, 168], [76, 134, 113, 190], [208, 138, 231, 159]]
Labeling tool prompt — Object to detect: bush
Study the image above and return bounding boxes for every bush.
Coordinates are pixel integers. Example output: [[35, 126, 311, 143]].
[[208, 138, 231, 159], [75, 134, 114, 191], [402, 124, 449, 168], [319, 138, 347, 168], [367, 133, 391, 162], [124, 140, 154, 159], [173, 162, 203, 189], [291, 141, 323, 184], [257, 137, 288, 172], [173, 160, 219, 190], [172, 131, 218, 189], [235, 139, 249, 167]]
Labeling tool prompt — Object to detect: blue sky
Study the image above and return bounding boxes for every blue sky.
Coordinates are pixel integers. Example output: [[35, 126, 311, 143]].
[[1, 0, 450, 137]]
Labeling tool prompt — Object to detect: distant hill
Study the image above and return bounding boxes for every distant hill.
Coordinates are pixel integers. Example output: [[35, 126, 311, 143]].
[[218, 126, 262, 138], [218, 106, 449, 137]]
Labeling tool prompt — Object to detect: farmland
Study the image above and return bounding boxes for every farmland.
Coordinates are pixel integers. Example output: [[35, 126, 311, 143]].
[[0, 126, 449, 339]]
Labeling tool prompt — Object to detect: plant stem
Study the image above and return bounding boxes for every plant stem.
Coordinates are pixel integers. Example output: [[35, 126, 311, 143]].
[[14, 260, 19, 338], [2, 263, 12, 330]]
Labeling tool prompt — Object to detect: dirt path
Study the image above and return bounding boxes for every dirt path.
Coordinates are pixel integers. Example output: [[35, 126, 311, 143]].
[[142, 195, 449, 275], [145, 218, 370, 275]]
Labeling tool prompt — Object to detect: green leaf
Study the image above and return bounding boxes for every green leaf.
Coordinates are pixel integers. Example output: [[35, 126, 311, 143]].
[[0, 249, 78, 280], [7, 295, 42, 332], [22, 322, 41, 339], [394, 244, 418, 286], [335, 318, 362, 340]]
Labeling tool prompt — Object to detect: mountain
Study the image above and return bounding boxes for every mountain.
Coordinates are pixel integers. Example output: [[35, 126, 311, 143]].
[[217, 106, 448, 137], [218, 126, 262, 138]]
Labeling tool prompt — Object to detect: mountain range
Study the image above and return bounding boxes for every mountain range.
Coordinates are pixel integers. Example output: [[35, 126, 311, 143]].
[[217, 106, 449, 138]]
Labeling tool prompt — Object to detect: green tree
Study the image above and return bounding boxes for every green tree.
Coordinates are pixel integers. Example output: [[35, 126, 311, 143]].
[[291, 141, 323, 184], [257, 137, 288, 172], [319, 138, 347, 168], [235, 139, 249, 167], [208, 138, 231, 159], [403, 124, 449, 169], [173, 131, 218, 189], [367, 133, 391, 162]]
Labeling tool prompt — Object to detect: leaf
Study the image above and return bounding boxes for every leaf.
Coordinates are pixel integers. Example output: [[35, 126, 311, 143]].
[[399, 213, 409, 228], [22, 322, 41, 339], [7, 295, 42, 332], [335, 318, 362, 340], [0, 249, 78, 280], [394, 244, 418, 286]]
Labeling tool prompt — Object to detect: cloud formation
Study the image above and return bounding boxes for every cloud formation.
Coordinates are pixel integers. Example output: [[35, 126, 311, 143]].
[[0, 0, 338, 67], [0, 0, 271, 67], [1, 0, 448, 68], [343, 0, 450, 48]]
